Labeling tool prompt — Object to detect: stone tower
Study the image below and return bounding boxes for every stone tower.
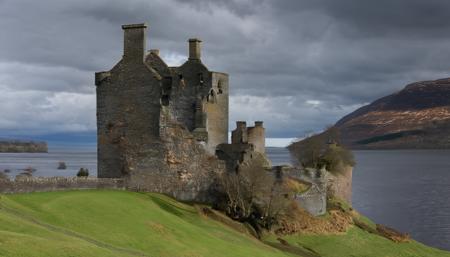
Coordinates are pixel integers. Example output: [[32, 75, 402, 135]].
[[94, 23, 229, 201]]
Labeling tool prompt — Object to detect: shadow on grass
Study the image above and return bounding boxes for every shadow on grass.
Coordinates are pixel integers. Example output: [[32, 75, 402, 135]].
[[148, 195, 187, 218], [264, 240, 321, 257]]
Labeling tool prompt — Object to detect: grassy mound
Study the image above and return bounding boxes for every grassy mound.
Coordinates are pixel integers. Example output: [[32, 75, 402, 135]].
[[0, 190, 292, 257], [265, 226, 450, 257], [0, 190, 449, 257]]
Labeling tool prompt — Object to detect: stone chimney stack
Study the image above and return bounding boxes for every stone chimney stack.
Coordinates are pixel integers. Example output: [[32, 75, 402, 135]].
[[149, 49, 160, 56], [122, 23, 148, 62], [188, 38, 202, 60]]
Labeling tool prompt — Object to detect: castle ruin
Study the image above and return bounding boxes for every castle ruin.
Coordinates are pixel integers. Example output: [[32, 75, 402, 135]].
[[93, 23, 330, 216], [95, 23, 266, 201]]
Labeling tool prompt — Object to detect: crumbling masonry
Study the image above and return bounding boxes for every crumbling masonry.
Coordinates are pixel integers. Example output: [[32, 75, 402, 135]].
[[94, 23, 329, 215], [95, 23, 266, 201]]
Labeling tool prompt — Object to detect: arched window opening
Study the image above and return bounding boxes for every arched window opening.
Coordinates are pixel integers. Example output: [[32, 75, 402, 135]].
[[218, 80, 223, 94]]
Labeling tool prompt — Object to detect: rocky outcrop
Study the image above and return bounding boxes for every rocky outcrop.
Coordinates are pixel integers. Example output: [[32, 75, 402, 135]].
[[336, 78, 450, 149], [0, 140, 48, 153]]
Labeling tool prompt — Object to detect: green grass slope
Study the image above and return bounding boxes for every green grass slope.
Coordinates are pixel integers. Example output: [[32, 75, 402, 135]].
[[0, 190, 293, 257], [266, 227, 450, 257], [0, 190, 449, 257]]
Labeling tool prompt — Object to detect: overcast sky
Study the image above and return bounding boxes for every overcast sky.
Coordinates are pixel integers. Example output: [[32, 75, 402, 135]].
[[1, 0, 450, 145]]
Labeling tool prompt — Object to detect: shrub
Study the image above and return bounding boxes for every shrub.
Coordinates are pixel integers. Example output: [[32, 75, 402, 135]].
[[289, 126, 355, 174], [77, 168, 89, 177], [321, 143, 355, 174], [57, 161, 67, 170], [0, 172, 9, 181]]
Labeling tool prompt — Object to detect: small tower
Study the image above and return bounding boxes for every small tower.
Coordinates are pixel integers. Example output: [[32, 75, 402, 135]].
[[248, 121, 265, 154]]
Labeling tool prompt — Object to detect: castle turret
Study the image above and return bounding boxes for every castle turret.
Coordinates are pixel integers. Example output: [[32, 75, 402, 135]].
[[188, 38, 202, 60], [231, 121, 248, 144], [122, 23, 148, 62], [248, 121, 265, 154]]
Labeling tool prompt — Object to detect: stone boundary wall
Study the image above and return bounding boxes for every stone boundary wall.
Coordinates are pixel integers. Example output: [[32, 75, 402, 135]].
[[272, 165, 328, 216], [0, 177, 125, 194], [295, 184, 327, 216]]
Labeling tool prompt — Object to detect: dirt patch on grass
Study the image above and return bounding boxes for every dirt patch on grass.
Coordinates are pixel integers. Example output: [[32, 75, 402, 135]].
[[145, 221, 168, 234], [376, 224, 411, 243]]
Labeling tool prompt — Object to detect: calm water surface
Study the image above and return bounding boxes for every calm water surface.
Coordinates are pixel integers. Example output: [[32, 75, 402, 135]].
[[1, 146, 450, 251], [0, 145, 97, 178]]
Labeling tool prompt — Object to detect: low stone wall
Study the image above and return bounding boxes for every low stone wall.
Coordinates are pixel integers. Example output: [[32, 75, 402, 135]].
[[327, 166, 353, 204], [0, 177, 125, 194], [295, 184, 327, 216]]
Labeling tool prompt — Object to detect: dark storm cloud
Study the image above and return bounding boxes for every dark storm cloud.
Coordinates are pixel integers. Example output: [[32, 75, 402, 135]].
[[1, 0, 450, 140], [274, 0, 450, 35]]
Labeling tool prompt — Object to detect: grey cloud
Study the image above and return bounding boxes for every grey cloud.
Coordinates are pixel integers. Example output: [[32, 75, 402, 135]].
[[1, 0, 450, 138]]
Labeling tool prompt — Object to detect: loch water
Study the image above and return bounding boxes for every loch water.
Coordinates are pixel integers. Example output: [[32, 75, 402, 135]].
[[1, 146, 450, 251]]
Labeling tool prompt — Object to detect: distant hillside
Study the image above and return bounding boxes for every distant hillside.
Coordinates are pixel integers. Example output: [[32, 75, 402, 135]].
[[335, 78, 450, 149], [0, 140, 48, 153]]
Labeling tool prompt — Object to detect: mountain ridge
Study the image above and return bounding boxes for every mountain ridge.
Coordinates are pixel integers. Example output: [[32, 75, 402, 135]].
[[335, 78, 450, 149]]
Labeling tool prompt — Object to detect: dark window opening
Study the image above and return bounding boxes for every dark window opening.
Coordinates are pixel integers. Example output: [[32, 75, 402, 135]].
[[179, 74, 186, 88], [107, 122, 114, 132], [161, 95, 170, 106], [218, 81, 223, 94]]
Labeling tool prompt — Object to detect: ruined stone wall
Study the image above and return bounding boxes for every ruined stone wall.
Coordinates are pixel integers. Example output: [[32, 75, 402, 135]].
[[231, 121, 248, 144], [205, 72, 229, 153], [296, 168, 328, 216], [145, 50, 172, 107], [170, 60, 210, 132], [327, 166, 353, 204], [273, 166, 327, 216], [96, 67, 125, 178], [0, 177, 125, 194], [94, 24, 230, 203], [96, 24, 162, 178], [127, 116, 226, 202], [295, 184, 327, 216]]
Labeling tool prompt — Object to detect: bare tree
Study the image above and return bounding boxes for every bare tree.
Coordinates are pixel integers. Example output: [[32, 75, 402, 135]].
[[219, 155, 292, 232]]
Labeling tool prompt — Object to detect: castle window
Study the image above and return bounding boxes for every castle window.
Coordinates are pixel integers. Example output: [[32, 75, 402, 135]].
[[218, 80, 223, 94], [207, 89, 216, 103], [161, 95, 170, 106], [179, 74, 186, 89], [198, 73, 204, 84]]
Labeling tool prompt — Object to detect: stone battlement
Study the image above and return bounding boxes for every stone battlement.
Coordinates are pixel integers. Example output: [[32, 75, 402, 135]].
[[231, 121, 265, 154]]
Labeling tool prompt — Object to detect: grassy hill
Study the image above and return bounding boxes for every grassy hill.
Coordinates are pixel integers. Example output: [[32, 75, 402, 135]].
[[0, 190, 449, 257]]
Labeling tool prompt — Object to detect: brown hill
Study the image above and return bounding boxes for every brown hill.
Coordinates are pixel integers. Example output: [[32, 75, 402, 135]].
[[335, 78, 450, 149], [0, 140, 48, 153]]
